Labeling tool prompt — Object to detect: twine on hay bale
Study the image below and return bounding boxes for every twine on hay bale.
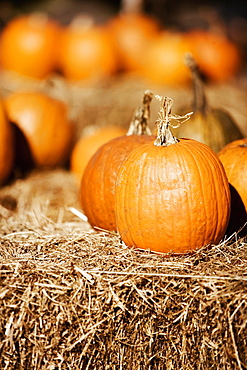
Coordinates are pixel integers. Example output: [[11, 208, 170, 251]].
[[0, 169, 247, 370]]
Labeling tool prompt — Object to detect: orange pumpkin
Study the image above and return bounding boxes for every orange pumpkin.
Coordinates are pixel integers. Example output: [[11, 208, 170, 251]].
[[80, 91, 155, 231], [4, 91, 73, 169], [0, 12, 61, 79], [0, 98, 14, 185], [218, 138, 247, 236], [107, 12, 160, 73], [186, 29, 242, 82], [115, 96, 231, 254], [70, 125, 126, 182], [142, 31, 191, 86], [58, 15, 117, 81]]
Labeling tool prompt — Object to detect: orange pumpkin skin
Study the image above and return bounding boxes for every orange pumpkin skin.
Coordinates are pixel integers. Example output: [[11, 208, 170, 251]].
[[142, 31, 191, 86], [4, 92, 73, 168], [80, 133, 155, 231], [107, 13, 160, 72], [70, 126, 126, 181], [0, 13, 61, 79], [58, 18, 117, 81], [0, 99, 14, 185], [115, 139, 231, 254], [218, 139, 247, 206], [187, 30, 242, 82], [218, 138, 247, 235]]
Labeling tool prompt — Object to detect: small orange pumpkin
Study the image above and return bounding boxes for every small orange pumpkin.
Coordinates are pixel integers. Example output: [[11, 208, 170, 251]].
[[186, 29, 242, 82], [0, 12, 61, 79], [0, 98, 14, 185], [58, 15, 117, 81], [115, 96, 231, 254], [80, 91, 155, 231], [107, 12, 160, 73], [4, 91, 73, 169], [70, 125, 126, 182], [142, 31, 191, 87], [218, 138, 247, 236]]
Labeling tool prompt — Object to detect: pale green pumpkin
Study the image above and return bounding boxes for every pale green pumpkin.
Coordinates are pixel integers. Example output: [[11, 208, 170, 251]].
[[173, 54, 243, 153]]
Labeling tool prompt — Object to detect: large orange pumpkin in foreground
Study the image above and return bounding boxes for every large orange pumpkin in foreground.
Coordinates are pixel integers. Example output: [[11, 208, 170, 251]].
[[80, 91, 155, 231], [218, 138, 247, 236], [0, 98, 14, 185], [4, 91, 73, 169], [115, 96, 231, 254], [0, 12, 61, 79]]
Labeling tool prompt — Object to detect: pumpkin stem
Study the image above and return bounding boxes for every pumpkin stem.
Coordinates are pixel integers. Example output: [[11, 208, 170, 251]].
[[154, 96, 193, 147], [127, 90, 153, 136], [185, 53, 208, 114], [70, 14, 95, 31], [28, 12, 49, 28], [121, 0, 143, 14]]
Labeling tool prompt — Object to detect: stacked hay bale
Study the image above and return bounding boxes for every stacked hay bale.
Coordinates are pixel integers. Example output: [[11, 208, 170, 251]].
[[0, 169, 246, 370]]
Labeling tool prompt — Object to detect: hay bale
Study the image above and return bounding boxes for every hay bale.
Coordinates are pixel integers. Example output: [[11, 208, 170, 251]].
[[2, 72, 247, 140], [0, 169, 246, 370]]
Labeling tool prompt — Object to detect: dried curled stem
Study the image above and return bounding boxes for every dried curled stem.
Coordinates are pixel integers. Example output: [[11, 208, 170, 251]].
[[127, 90, 153, 136], [154, 95, 193, 147]]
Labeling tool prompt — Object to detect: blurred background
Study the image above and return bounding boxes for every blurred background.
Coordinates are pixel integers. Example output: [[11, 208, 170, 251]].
[[1, 0, 247, 28], [1, 0, 247, 81], [1, 0, 247, 35]]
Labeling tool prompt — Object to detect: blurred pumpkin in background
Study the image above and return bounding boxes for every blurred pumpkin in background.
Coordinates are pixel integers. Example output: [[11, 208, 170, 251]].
[[141, 31, 191, 86], [70, 125, 126, 181], [107, 11, 160, 73], [0, 98, 15, 185], [0, 12, 61, 79], [172, 54, 243, 152], [58, 14, 117, 81], [186, 29, 242, 82], [4, 91, 73, 169]]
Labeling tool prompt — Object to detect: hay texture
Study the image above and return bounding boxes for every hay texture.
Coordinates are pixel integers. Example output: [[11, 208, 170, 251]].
[[1, 72, 247, 140], [0, 169, 246, 370]]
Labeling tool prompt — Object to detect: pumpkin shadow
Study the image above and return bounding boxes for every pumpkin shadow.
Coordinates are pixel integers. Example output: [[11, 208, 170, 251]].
[[11, 122, 35, 178], [225, 184, 247, 238]]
